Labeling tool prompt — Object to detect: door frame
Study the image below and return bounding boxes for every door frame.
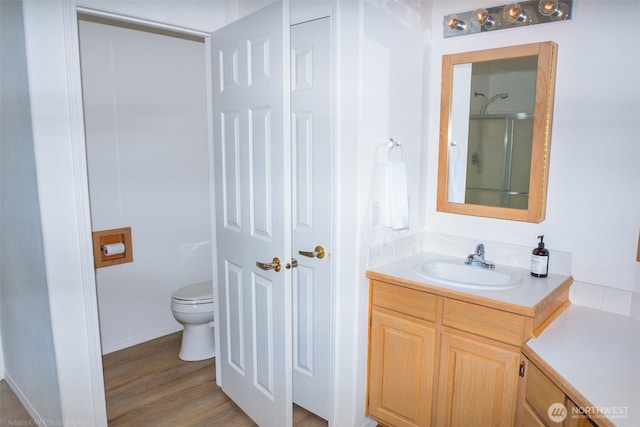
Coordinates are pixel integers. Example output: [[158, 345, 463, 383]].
[[62, 2, 337, 425], [62, 5, 215, 423]]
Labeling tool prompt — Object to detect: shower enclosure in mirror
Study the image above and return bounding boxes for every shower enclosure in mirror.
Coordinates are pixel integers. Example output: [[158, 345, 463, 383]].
[[437, 42, 557, 222], [465, 55, 536, 209]]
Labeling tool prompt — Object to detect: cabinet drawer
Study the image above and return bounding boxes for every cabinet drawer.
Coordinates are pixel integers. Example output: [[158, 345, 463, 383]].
[[442, 298, 526, 346], [371, 280, 437, 322], [525, 359, 565, 422]]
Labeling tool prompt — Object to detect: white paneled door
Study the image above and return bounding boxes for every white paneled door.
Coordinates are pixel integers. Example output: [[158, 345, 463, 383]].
[[211, 2, 292, 426], [291, 17, 332, 420]]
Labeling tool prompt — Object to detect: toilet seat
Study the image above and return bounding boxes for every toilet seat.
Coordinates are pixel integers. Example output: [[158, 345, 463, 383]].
[[172, 281, 213, 305]]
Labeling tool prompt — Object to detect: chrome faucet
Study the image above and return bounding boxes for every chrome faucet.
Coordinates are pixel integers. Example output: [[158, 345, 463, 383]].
[[465, 243, 495, 269]]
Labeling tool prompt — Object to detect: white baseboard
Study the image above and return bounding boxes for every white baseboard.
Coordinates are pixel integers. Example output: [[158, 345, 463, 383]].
[[331, 417, 377, 427], [0, 337, 4, 381], [101, 325, 182, 355], [4, 372, 46, 426]]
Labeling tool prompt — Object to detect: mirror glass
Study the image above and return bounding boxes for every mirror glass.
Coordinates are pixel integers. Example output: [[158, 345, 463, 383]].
[[437, 42, 557, 222]]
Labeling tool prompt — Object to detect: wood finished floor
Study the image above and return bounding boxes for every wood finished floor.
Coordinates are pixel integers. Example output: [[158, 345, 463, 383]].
[[105, 332, 328, 426], [1, 332, 328, 426], [1, 379, 34, 426]]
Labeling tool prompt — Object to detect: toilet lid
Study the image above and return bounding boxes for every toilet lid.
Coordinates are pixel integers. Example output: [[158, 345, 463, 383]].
[[172, 281, 213, 303]]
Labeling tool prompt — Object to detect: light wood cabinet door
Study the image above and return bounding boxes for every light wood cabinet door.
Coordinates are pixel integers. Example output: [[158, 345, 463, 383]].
[[523, 402, 547, 427], [368, 309, 436, 427], [436, 332, 521, 427], [524, 356, 566, 425]]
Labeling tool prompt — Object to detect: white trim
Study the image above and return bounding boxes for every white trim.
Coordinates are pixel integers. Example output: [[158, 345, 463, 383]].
[[4, 372, 46, 426], [22, 0, 108, 423], [0, 332, 4, 381], [75, 6, 210, 38], [331, 1, 366, 425], [0, 0, 4, 382], [61, 3, 107, 424], [203, 32, 222, 388], [327, 7, 339, 427], [283, 4, 294, 425]]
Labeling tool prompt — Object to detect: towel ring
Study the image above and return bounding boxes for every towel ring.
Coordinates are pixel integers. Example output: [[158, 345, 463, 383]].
[[388, 138, 402, 161]]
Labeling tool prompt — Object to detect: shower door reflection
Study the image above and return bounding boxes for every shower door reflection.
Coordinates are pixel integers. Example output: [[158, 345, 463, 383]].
[[465, 113, 534, 209]]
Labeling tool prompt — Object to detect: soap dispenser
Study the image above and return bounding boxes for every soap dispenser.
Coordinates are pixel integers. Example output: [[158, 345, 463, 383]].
[[531, 235, 549, 278]]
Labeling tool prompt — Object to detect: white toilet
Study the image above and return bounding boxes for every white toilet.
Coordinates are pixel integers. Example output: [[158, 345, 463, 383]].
[[170, 281, 215, 361]]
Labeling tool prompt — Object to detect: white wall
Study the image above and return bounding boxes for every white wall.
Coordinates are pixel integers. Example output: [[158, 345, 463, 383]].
[[79, 18, 211, 354], [0, 0, 63, 422], [422, 0, 640, 297], [0, 0, 3, 381], [332, 2, 427, 425]]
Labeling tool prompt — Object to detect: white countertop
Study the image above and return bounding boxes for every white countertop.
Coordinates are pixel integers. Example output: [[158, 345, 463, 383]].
[[367, 252, 571, 312], [525, 305, 640, 426]]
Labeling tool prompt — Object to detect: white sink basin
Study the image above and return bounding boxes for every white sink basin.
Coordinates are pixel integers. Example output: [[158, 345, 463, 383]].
[[415, 260, 522, 290]]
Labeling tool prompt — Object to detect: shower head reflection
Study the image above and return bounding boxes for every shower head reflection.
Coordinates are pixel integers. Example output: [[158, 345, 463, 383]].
[[480, 92, 509, 114]]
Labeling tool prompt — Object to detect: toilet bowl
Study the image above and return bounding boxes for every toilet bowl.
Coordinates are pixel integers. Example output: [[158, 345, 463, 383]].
[[171, 281, 215, 361]]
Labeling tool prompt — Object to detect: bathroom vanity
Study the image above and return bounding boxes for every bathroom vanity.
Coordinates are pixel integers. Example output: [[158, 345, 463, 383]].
[[365, 253, 572, 427]]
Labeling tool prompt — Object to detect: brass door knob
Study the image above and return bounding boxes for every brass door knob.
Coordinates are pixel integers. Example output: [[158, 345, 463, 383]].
[[298, 245, 325, 259], [256, 257, 282, 272]]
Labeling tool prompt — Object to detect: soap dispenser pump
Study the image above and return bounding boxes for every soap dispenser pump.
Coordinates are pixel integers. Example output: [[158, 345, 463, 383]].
[[531, 235, 549, 278]]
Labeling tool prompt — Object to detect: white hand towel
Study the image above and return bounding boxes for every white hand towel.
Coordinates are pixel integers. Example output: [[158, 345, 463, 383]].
[[384, 160, 409, 230], [448, 156, 464, 203]]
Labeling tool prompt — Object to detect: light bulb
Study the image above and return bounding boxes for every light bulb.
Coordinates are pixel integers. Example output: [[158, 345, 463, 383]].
[[538, 0, 569, 20], [538, 0, 557, 15], [471, 8, 498, 29], [471, 8, 489, 25], [503, 3, 528, 24], [444, 14, 470, 32], [553, 3, 569, 20]]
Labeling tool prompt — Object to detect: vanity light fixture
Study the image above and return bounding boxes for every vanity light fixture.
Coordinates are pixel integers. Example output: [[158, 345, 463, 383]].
[[444, 0, 574, 38]]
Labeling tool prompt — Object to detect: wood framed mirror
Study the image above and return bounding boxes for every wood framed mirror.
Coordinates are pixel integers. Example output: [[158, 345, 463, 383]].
[[436, 41, 557, 222]]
